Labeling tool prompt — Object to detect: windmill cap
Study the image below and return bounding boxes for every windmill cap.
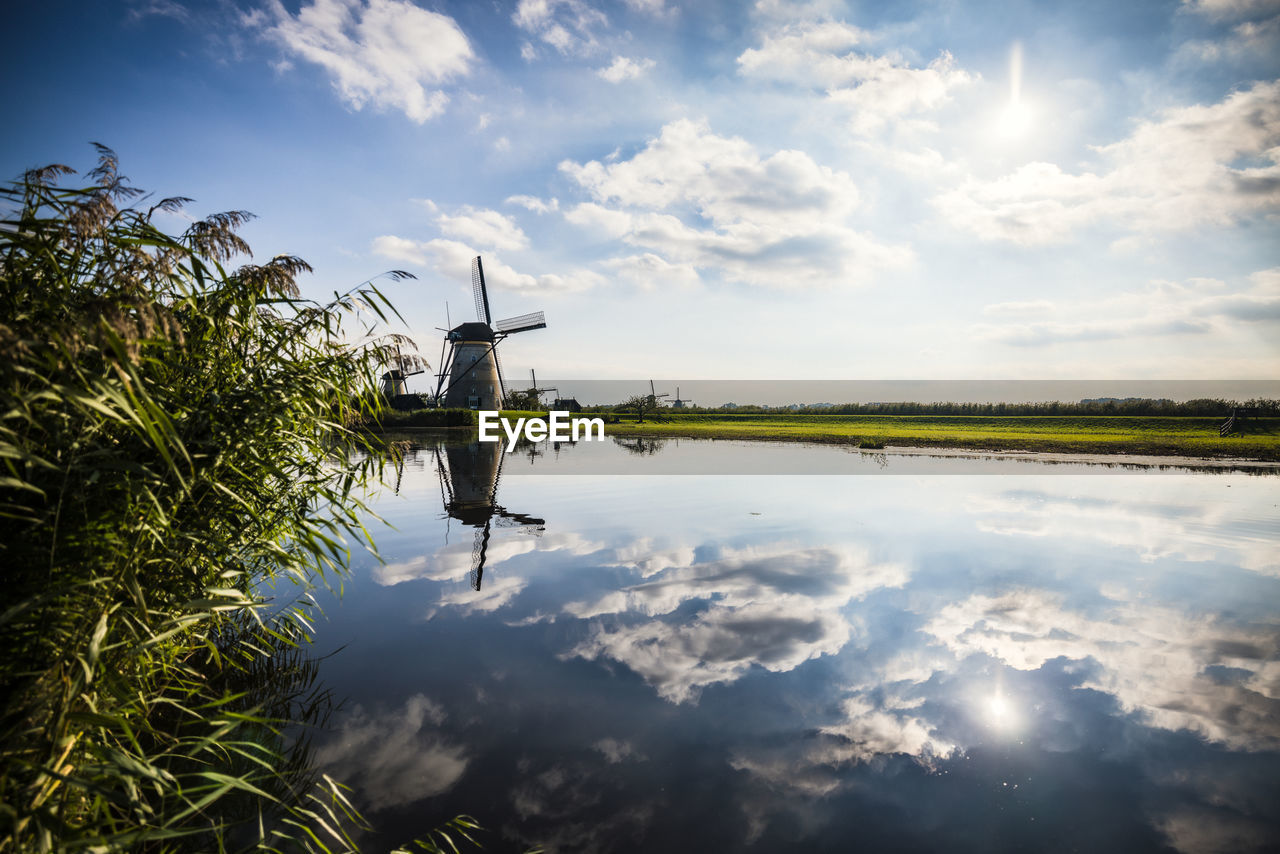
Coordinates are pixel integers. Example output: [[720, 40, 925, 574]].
[[447, 321, 495, 342]]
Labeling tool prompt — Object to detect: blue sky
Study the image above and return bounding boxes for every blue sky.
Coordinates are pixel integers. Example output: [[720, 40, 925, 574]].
[[3, 0, 1278, 383]]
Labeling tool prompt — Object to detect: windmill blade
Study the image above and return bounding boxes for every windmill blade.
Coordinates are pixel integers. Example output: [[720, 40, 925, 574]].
[[495, 311, 546, 334], [471, 256, 492, 326], [650, 379, 656, 396], [530, 368, 537, 389], [434, 341, 456, 403], [470, 520, 490, 591], [493, 344, 507, 405]]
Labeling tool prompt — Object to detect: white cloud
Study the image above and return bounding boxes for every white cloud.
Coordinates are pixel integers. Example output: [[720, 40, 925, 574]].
[[371, 235, 604, 292], [934, 81, 1280, 244], [597, 55, 655, 82], [370, 233, 428, 265], [622, 0, 669, 16], [981, 299, 1057, 318], [129, 0, 191, 21], [737, 20, 974, 134], [436, 206, 530, 251], [592, 737, 645, 763], [315, 694, 467, 810], [263, 0, 474, 124], [729, 692, 954, 798], [924, 588, 1280, 751], [1181, 0, 1280, 20], [972, 271, 1280, 347], [602, 253, 701, 288], [1177, 15, 1280, 62], [559, 118, 911, 288], [965, 484, 1280, 574], [506, 194, 560, 214], [512, 0, 608, 57], [566, 544, 908, 702]]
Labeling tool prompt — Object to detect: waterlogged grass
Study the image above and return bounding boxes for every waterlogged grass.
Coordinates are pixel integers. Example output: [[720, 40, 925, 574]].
[[598, 413, 1280, 459]]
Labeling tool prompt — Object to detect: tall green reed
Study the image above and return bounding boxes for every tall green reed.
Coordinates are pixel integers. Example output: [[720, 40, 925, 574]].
[[0, 146, 417, 852]]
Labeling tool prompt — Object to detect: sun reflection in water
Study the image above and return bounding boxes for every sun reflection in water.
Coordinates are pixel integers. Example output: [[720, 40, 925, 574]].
[[983, 685, 1021, 734]]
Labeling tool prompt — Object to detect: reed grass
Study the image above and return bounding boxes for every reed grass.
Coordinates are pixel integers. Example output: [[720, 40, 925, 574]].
[[0, 147, 460, 852]]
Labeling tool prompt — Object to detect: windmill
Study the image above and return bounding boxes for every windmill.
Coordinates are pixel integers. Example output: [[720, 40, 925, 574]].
[[434, 256, 546, 409], [433, 439, 544, 591], [526, 369, 558, 408], [647, 379, 670, 408], [670, 386, 693, 409], [380, 336, 428, 401]]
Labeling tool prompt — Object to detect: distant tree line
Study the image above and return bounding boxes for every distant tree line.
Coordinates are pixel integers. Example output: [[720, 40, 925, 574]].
[[588, 398, 1279, 417]]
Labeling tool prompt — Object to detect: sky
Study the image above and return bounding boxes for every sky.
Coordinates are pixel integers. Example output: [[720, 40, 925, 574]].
[[3, 0, 1279, 386]]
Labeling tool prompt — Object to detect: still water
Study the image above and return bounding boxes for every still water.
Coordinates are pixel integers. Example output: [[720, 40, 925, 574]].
[[306, 438, 1280, 853]]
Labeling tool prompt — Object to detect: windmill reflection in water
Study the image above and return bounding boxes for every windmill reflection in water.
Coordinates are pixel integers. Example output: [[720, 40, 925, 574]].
[[431, 440, 545, 591]]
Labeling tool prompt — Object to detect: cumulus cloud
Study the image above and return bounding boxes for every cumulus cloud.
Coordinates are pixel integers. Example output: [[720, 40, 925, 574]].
[[566, 544, 908, 702], [592, 737, 645, 763], [965, 481, 1280, 575], [1177, 15, 1280, 62], [559, 118, 910, 288], [971, 270, 1280, 347], [436, 206, 530, 251], [923, 589, 1280, 751], [315, 694, 467, 810], [934, 81, 1280, 244], [371, 235, 605, 292], [512, 0, 608, 57], [597, 55, 656, 82], [1181, 0, 1280, 20], [506, 194, 560, 214], [263, 0, 474, 123], [730, 693, 954, 798], [602, 253, 700, 288], [622, 0, 669, 15], [737, 20, 974, 134], [376, 531, 603, 588]]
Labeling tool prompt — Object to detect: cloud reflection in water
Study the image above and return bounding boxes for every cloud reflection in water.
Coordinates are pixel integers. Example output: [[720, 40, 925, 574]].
[[318, 444, 1280, 852]]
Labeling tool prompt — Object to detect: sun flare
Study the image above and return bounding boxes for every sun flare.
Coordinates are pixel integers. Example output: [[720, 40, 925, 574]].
[[992, 41, 1034, 141]]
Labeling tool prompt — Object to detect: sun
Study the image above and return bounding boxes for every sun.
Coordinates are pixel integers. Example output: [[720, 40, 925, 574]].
[[995, 100, 1034, 140], [991, 41, 1035, 142]]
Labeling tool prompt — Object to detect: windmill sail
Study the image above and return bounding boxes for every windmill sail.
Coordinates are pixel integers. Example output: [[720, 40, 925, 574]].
[[472, 256, 492, 326], [495, 311, 546, 334]]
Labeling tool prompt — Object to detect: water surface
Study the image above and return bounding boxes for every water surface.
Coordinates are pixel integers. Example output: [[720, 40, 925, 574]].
[[307, 438, 1280, 853]]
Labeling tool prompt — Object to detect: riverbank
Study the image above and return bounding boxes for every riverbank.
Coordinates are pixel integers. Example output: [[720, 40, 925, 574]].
[[592, 413, 1280, 461], [366, 410, 1280, 461]]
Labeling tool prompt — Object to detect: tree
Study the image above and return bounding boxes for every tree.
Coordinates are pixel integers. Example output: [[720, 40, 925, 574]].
[[620, 393, 665, 423], [504, 387, 544, 410]]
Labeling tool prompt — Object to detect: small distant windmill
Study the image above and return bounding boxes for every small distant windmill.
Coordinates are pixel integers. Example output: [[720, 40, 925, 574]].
[[647, 379, 670, 408], [527, 369, 558, 408], [434, 256, 546, 409], [380, 337, 428, 406], [670, 386, 692, 409]]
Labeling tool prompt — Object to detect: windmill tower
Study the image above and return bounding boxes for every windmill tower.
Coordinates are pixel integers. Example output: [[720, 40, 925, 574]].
[[435, 256, 546, 409], [670, 386, 692, 409]]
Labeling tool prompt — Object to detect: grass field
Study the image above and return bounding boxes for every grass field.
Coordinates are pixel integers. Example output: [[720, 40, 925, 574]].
[[593, 413, 1280, 460]]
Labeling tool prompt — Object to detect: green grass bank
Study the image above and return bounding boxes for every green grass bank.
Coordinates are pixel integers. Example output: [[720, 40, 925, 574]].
[[597, 413, 1280, 460], [367, 408, 1280, 460]]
